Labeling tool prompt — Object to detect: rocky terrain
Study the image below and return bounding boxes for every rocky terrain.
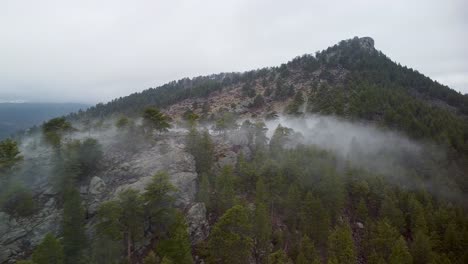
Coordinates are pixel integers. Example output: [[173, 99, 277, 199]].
[[0, 131, 217, 263]]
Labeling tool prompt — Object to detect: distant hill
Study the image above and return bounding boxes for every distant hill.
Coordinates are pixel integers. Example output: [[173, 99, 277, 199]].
[[0, 102, 89, 139], [76, 37, 468, 155]]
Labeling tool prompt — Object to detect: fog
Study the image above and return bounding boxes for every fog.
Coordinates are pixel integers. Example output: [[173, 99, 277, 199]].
[[6, 113, 465, 204], [262, 115, 463, 201]]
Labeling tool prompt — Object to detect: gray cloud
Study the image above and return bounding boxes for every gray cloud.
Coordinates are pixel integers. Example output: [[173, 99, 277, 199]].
[[1, 0, 467, 103]]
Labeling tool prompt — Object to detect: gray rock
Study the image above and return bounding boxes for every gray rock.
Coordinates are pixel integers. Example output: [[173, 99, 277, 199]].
[[186, 203, 210, 244], [89, 176, 106, 195], [217, 150, 237, 169]]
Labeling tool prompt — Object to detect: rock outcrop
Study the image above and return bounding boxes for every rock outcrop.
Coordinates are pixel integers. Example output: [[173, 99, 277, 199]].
[[0, 132, 207, 263]]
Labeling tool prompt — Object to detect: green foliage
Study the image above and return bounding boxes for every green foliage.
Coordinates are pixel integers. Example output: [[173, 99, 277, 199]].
[[254, 202, 271, 263], [389, 236, 412, 264], [62, 188, 87, 264], [300, 192, 330, 247], [142, 172, 177, 235], [251, 94, 265, 108], [208, 205, 253, 264], [269, 124, 293, 154], [156, 212, 193, 264], [42, 117, 72, 147], [90, 235, 122, 264], [285, 91, 305, 115], [96, 200, 123, 240], [214, 112, 238, 133], [411, 230, 433, 264], [0, 138, 22, 173], [142, 107, 171, 133], [268, 249, 292, 264], [143, 251, 158, 264], [242, 83, 256, 98], [16, 260, 35, 264], [214, 166, 236, 214], [1, 185, 35, 217], [296, 235, 320, 264], [366, 220, 400, 262], [115, 116, 130, 129], [328, 223, 357, 264], [186, 129, 214, 174], [274, 80, 294, 100], [32, 234, 64, 264], [182, 109, 200, 128]]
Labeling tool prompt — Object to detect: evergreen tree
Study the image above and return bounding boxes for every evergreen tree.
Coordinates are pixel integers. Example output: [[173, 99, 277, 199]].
[[96, 200, 123, 241], [142, 172, 176, 234], [300, 192, 330, 247], [285, 183, 301, 230], [411, 230, 433, 264], [157, 212, 193, 264], [142, 107, 171, 134], [90, 236, 122, 264], [215, 166, 235, 214], [255, 177, 268, 205], [268, 249, 292, 264], [62, 188, 87, 264], [368, 220, 400, 261], [143, 251, 158, 264], [328, 223, 357, 264], [296, 235, 320, 264], [356, 198, 369, 223], [254, 202, 271, 263], [0, 138, 22, 173], [389, 236, 412, 264], [32, 234, 64, 264], [208, 205, 253, 264], [42, 117, 73, 148], [118, 189, 144, 263]]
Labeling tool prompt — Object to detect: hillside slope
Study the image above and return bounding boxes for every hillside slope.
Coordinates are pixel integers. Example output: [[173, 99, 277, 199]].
[[2, 37, 468, 264]]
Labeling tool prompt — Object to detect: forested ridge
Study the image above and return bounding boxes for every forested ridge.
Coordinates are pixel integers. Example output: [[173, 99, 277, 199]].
[[1, 37, 468, 264]]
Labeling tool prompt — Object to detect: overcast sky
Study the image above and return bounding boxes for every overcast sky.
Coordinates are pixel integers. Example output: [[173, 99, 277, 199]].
[[1, 0, 467, 104]]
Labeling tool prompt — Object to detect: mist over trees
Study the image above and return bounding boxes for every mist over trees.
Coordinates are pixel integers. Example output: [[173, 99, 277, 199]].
[[2, 37, 468, 264]]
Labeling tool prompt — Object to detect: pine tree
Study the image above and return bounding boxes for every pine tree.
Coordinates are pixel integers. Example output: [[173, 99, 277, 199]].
[[356, 198, 368, 223], [215, 166, 235, 214], [143, 251, 158, 264], [90, 235, 122, 264], [328, 223, 357, 264], [389, 236, 412, 264], [411, 230, 432, 264], [32, 234, 64, 264], [285, 183, 301, 230], [142, 107, 171, 134], [208, 205, 253, 264], [62, 188, 87, 264], [296, 235, 320, 264], [368, 220, 400, 260], [118, 189, 144, 263], [268, 249, 292, 264], [142, 172, 176, 234], [255, 177, 268, 205], [254, 202, 271, 263], [157, 212, 193, 264], [300, 192, 330, 247]]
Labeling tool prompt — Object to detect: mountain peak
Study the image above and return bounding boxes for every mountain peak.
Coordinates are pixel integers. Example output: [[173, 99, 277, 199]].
[[355, 36, 375, 50]]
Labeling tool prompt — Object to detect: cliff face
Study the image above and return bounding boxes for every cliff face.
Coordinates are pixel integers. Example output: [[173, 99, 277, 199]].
[[0, 131, 209, 263]]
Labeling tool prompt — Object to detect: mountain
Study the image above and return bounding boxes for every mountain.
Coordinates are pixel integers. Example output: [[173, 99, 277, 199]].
[[1, 37, 468, 264], [0, 102, 89, 139], [77, 37, 468, 154]]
